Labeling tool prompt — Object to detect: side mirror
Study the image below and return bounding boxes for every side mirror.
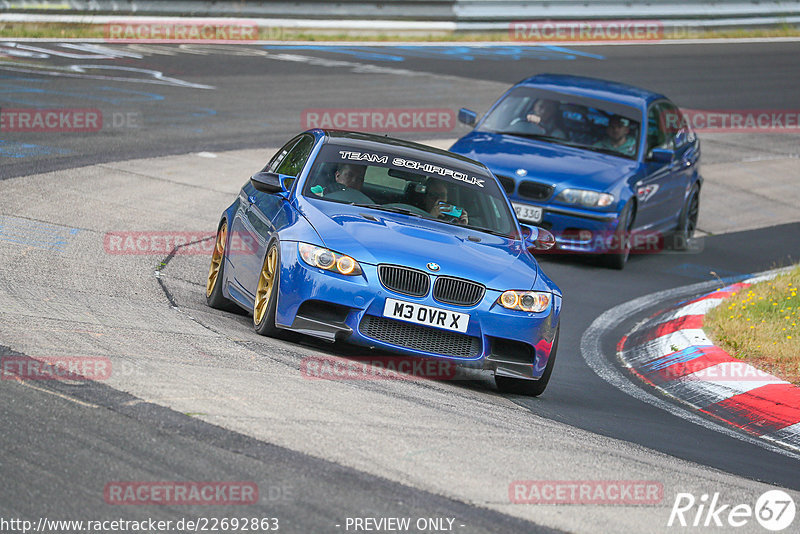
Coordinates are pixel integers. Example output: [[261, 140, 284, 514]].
[[648, 148, 674, 164], [250, 171, 293, 194], [521, 224, 556, 251], [458, 108, 477, 127]]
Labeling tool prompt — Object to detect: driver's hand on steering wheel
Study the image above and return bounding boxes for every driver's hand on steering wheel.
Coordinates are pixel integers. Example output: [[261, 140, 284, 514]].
[[526, 113, 543, 124]]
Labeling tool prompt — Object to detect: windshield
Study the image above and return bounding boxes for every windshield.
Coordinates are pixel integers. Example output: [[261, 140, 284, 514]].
[[303, 144, 517, 237], [478, 87, 642, 159]]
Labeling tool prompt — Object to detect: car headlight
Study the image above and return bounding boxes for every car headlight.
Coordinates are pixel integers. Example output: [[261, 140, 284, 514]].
[[298, 243, 362, 276], [556, 188, 614, 208], [498, 290, 551, 313]]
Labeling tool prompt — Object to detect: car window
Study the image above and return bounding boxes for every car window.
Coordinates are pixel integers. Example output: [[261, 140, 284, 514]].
[[265, 136, 301, 173], [647, 102, 676, 154], [659, 101, 692, 148], [275, 134, 315, 177], [303, 144, 517, 238]]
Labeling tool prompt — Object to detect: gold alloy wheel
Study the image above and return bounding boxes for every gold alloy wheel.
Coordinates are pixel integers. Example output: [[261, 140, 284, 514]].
[[206, 222, 227, 297], [254, 246, 278, 325]]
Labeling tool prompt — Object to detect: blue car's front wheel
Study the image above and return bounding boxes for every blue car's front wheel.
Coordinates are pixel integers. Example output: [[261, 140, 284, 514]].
[[254, 242, 282, 337], [672, 185, 700, 251], [600, 202, 634, 270]]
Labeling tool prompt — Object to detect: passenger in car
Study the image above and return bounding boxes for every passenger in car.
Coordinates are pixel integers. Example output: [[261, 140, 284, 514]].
[[423, 178, 469, 225], [594, 114, 637, 156]]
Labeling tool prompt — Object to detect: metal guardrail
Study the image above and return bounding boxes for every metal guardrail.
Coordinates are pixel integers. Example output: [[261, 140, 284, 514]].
[[1, 0, 799, 29], [456, 1, 800, 21], [1, 1, 455, 20]]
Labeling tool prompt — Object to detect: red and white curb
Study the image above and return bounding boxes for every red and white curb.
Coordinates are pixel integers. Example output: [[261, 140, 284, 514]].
[[618, 273, 800, 451]]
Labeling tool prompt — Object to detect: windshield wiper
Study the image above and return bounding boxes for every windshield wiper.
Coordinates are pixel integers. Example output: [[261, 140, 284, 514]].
[[354, 203, 510, 236], [491, 131, 633, 156], [578, 144, 634, 158], [492, 131, 560, 142], [492, 131, 579, 149], [461, 224, 512, 238], [353, 203, 420, 217]]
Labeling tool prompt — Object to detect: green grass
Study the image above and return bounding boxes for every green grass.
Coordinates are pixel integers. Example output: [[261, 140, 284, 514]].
[[705, 264, 800, 385]]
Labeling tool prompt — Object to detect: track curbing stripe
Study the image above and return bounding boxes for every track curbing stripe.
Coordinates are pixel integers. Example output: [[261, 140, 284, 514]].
[[618, 270, 800, 449], [580, 273, 800, 460]]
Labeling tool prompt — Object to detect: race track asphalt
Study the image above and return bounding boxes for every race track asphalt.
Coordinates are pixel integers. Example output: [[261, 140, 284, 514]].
[[1, 40, 799, 533]]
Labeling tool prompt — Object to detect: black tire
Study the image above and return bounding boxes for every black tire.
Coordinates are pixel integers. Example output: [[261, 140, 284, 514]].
[[206, 220, 235, 310], [600, 201, 634, 270], [672, 185, 700, 251], [495, 327, 559, 397], [253, 241, 283, 337]]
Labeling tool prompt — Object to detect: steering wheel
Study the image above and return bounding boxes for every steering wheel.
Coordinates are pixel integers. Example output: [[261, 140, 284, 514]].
[[506, 118, 546, 135]]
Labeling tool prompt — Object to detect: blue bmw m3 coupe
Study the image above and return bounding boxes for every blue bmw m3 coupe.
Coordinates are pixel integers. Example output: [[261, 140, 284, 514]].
[[206, 130, 561, 395]]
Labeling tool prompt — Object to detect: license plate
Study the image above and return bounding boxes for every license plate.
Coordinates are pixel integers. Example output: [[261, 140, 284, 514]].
[[383, 298, 469, 333], [512, 202, 543, 223]]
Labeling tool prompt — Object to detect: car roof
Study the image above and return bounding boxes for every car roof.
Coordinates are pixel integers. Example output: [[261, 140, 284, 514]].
[[314, 129, 489, 172], [516, 73, 666, 109]]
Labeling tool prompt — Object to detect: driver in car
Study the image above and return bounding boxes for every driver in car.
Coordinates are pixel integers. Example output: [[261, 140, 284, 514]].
[[525, 98, 567, 139], [331, 163, 366, 191], [322, 163, 373, 203]]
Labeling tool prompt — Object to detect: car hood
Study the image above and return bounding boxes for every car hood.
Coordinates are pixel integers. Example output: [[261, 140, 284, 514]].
[[298, 198, 540, 291], [450, 131, 638, 191]]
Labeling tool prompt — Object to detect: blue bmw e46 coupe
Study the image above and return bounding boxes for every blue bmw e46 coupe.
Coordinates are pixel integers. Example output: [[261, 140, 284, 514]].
[[206, 130, 561, 396], [450, 74, 702, 269]]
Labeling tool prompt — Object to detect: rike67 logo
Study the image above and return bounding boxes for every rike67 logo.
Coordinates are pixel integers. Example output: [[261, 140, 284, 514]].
[[668, 490, 796, 531]]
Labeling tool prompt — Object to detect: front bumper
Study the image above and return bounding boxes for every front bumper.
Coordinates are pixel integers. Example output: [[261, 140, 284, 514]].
[[513, 200, 622, 254], [275, 241, 561, 380]]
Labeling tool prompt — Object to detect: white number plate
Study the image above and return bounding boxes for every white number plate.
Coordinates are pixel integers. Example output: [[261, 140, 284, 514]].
[[383, 298, 469, 333], [512, 202, 543, 223]]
